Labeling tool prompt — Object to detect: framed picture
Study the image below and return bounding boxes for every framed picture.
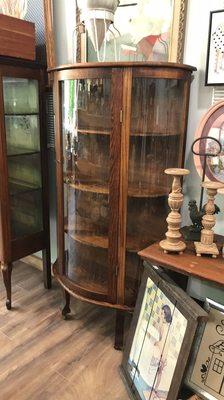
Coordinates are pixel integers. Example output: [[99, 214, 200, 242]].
[[121, 266, 207, 400], [193, 101, 224, 188], [185, 298, 224, 400], [84, 0, 188, 63], [205, 9, 224, 85]]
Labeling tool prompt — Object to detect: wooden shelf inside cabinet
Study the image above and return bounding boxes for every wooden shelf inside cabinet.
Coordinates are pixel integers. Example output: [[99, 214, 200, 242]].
[[4, 112, 39, 116], [65, 229, 153, 254], [68, 266, 108, 296], [78, 128, 111, 136], [65, 179, 169, 198], [130, 131, 181, 137], [66, 231, 109, 250], [66, 181, 109, 195], [128, 185, 169, 198], [9, 179, 41, 195], [7, 148, 40, 157]]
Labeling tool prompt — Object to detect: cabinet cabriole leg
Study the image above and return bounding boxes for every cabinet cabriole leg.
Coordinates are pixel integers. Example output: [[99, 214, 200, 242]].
[[1, 263, 12, 310], [42, 248, 52, 289], [62, 290, 71, 319]]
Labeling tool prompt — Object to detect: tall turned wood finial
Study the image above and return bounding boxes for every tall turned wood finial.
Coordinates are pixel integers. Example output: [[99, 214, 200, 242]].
[[195, 181, 224, 258], [160, 168, 190, 254]]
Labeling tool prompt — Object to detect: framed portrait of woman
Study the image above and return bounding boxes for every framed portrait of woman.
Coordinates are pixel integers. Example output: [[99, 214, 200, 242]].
[[121, 266, 207, 400]]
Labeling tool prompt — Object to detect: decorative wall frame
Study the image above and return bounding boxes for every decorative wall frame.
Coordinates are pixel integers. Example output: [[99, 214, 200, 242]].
[[193, 101, 224, 187], [121, 266, 207, 400], [185, 298, 224, 400], [84, 0, 188, 63], [205, 9, 224, 86]]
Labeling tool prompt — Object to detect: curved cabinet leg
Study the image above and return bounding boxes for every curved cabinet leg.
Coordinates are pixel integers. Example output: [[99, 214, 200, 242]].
[[62, 290, 71, 319], [1, 263, 12, 310], [42, 248, 52, 289], [114, 310, 125, 351]]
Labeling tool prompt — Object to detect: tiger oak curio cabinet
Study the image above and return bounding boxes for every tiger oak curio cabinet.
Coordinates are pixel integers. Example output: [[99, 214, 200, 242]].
[[0, 57, 51, 310], [52, 62, 195, 349]]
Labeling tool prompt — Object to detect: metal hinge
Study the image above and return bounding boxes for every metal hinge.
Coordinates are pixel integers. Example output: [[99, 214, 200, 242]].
[[120, 109, 123, 123]]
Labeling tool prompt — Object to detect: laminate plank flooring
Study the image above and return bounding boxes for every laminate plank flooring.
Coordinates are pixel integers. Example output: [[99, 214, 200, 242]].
[[0, 261, 129, 400]]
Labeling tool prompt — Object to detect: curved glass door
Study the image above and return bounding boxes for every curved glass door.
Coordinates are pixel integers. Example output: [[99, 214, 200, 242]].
[[125, 76, 187, 306], [3, 77, 43, 239], [61, 77, 112, 299]]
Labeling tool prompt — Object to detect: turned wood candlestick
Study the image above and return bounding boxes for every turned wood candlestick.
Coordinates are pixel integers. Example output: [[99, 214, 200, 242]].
[[160, 168, 190, 254], [195, 181, 224, 258]]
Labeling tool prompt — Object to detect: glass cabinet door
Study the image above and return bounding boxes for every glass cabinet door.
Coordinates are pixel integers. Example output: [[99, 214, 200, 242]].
[[125, 76, 186, 306], [3, 77, 43, 239], [61, 77, 112, 299]]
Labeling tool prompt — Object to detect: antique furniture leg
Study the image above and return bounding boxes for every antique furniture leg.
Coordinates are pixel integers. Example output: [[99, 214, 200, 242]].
[[114, 310, 125, 351], [195, 182, 224, 257], [160, 168, 190, 254], [42, 247, 52, 289], [1, 262, 12, 310], [62, 289, 71, 319]]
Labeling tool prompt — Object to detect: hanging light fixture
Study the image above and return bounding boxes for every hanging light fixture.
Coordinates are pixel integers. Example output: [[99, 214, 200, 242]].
[[77, 0, 120, 61]]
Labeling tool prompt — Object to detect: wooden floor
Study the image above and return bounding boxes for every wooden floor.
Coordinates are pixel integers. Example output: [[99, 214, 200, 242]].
[[0, 261, 129, 400]]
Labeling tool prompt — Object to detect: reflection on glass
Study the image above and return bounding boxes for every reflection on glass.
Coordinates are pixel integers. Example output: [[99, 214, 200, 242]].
[[3, 77, 43, 239], [3, 78, 39, 114], [62, 78, 111, 294], [10, 190, 43, 239], [5, 115, 40, 155], [125, 77, 186, 306]]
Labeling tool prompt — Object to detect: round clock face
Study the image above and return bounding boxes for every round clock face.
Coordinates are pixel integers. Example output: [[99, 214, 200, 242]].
[[194, 101, 224, 185]]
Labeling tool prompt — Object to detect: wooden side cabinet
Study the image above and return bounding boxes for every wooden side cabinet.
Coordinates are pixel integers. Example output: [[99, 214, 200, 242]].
[[51, 61, 196, 348], [0, 57, 51, 310]]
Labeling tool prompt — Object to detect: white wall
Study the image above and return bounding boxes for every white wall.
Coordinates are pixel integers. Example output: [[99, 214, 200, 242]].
[[183, 0, 224, 302]]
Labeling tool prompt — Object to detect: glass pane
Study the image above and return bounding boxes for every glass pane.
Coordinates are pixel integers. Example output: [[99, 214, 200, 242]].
[[125, 77, 186, 306], [62, 78, 111, 296], [3, 78, 39, 114], [3, 77, 43, 239], [5, 115, 40, 155]]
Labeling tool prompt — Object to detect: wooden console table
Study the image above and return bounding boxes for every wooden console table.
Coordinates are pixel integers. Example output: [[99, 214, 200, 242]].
[[138, 239, 224, 287]]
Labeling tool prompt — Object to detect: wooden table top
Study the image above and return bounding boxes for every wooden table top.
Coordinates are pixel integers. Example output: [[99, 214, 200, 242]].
[[138, 240, 224, 287]]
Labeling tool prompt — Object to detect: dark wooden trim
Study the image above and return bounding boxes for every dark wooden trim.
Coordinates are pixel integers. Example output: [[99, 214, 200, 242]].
[[53, 261, 133, 312], [49, 61, 196, 73], [117, 67, 132, 305], [56, 68, 112, 81], [0, 74, 11, 262], [11, 232, 46, 261], [108, 68, 123, 303]]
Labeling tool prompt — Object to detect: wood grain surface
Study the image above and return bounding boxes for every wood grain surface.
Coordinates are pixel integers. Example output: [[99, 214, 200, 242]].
[[138, 240, 224, 286], [0, 261, 129, 400]]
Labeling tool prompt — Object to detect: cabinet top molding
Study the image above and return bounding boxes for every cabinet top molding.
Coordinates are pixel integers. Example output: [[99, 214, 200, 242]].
[[48, 61, 197, 73]]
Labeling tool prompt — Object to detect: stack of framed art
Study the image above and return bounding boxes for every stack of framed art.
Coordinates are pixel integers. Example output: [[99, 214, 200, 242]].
[[121, 266, 207, 400]]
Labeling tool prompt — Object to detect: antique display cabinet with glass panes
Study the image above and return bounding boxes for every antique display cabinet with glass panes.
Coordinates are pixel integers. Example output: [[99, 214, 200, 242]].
[[0, 57, 51, 310], [52, 62, 196, 349]]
